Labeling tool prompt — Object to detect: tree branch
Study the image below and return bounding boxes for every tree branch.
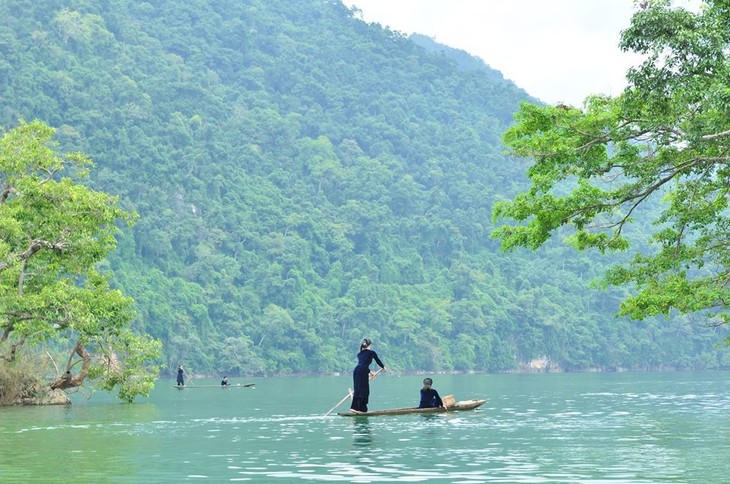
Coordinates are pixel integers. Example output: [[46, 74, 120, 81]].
[[1, 186, 18, 203], [701, 129, 730, 141], [0, 334, 26, 362], [0, 238, 68, 273], [49, 340, 91, 390]]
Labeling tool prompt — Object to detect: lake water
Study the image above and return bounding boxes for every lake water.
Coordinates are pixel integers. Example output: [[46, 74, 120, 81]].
[[2, 371, 730, 483]]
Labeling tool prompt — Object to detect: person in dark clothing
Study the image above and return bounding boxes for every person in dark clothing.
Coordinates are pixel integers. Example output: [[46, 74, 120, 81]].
[[177, 365, 185, 387], [418, 377, 443, 408], [350, 338, 386, 413], [221, 376, 229, 387]]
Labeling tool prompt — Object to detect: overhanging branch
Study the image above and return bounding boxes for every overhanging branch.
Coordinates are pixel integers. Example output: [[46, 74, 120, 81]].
[[702, 129, 730, 141], [0, 238, 68, 273], [49, 340, 90, 390]]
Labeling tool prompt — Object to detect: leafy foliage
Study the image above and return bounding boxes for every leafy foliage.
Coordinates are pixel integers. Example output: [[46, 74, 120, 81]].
[[494, 1, 730, 327], [0, 0, 727, 379], [0, 120, 161, 402]]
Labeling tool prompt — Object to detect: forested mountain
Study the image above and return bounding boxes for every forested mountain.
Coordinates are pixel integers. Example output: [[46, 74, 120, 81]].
[[1, 0, 727, 377]]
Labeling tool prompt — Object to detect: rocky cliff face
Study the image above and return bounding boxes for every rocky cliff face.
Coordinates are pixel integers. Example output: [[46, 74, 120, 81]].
[[518, 356, 562, 373], [16, 387, 71, 406], [1, 377, 70, 406]]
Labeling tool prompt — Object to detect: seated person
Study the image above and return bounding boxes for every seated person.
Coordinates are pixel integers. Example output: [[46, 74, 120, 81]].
[[418, 377, 444, 408], [221, 376, 229, 387]]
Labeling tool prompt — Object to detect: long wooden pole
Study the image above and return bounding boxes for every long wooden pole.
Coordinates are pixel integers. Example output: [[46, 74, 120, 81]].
[[324, 388, 353, 416], [369, 367, 384, 381], [183, 367, 194, 387], [324, 367, 385, 416]]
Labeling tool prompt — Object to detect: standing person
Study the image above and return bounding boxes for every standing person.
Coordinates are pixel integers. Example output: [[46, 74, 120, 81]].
[[177, 365, 185, 387], [418, 377, 444, 408], [350, 338, 386, 413]]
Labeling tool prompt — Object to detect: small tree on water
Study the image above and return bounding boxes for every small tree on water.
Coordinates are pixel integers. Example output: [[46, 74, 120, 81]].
[[0, 120, 161, 404]]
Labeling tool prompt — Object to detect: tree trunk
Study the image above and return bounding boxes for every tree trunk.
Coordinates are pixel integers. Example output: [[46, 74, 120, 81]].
[[0, 371, 70, 406], [50, 340, 90, 390]]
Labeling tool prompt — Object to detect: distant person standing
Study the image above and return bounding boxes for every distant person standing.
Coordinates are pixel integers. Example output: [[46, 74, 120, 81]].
[[177, 365, 185, 387], [350, 338, 386, 413], [418, 377, 443, 408]]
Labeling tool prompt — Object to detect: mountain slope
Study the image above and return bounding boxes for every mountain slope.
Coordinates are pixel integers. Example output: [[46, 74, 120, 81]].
[[1, 0, 727, 376]]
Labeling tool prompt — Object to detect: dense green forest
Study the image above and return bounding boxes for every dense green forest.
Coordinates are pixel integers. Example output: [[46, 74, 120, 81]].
[[1, 0, 728, 377]]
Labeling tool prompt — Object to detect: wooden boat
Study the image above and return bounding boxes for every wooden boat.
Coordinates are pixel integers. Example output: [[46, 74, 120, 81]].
[[337, 399, 485, 417], [174, 383, 256, 389]]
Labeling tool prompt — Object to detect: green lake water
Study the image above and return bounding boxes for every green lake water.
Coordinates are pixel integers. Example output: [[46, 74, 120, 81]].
[[2, 371, 730, 483]]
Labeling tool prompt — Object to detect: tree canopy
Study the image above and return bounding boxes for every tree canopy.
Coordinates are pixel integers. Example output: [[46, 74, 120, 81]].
[[493, 0, 730, 328], [0, 120, 161, 402]]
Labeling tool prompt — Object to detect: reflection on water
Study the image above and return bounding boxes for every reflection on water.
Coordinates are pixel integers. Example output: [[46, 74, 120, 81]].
[[352, 419, 373, 448], [1, 372, 730, 482]]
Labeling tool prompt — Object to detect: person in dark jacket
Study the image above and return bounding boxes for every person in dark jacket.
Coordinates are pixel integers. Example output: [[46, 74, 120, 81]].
[[350, 338, 386, 413], [418, 377, 443, 408], [221, 376, 229, 387], [177, 365, 185, 387]]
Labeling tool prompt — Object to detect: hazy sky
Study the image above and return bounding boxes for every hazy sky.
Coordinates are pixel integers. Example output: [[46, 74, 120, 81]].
[[345, 0, 644, 106]]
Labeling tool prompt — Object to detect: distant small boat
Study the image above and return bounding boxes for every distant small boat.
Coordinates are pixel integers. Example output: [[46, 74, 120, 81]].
[[337, 399, 485, 417], [174, 383, 256, 389]]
